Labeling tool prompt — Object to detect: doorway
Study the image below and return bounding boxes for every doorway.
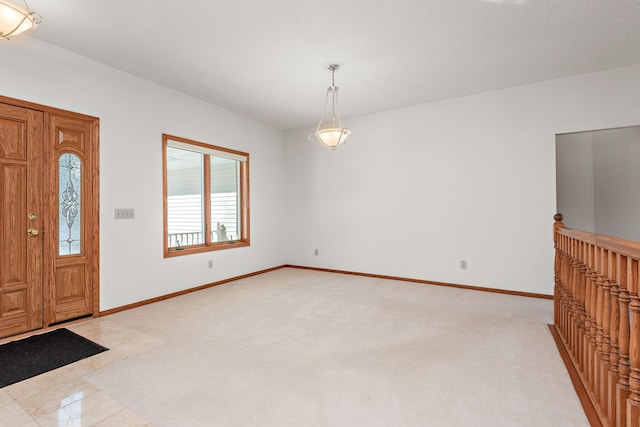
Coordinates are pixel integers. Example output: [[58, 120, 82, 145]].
[[556, 125, 640, 241], [0, 97, 99, 339]]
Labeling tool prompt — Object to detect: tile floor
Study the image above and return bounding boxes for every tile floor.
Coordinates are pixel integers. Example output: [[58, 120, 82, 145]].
[[2, 319, 156, 426], [0, 318, 160, 427], [0, 268, 589, 427]]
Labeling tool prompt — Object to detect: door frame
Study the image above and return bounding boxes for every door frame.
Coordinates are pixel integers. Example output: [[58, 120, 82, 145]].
[[0, 95, 100, 328]]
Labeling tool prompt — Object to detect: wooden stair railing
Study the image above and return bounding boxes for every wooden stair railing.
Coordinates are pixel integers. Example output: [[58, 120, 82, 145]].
[[554, 214, 640, 427]]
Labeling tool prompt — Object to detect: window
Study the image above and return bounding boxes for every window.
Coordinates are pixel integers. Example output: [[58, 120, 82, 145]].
[[163, 134, 249, 257]]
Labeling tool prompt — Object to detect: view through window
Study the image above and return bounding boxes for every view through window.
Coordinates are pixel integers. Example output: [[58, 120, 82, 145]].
[[163, 134, 249, 257]]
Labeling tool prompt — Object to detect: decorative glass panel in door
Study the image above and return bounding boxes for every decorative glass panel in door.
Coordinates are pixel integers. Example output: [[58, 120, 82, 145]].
[[58, 153, 81, 256]]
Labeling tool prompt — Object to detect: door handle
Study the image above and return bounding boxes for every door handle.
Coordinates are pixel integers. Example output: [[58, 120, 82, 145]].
[[27, 228, 39, 237]]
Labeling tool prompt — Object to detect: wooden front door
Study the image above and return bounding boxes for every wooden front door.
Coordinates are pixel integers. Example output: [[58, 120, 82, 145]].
[[0, 97, 99, 340], [0, 103, 44, 338]]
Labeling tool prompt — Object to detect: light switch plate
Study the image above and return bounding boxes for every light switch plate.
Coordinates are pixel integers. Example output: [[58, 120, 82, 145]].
[[114, 208, 135, 219]]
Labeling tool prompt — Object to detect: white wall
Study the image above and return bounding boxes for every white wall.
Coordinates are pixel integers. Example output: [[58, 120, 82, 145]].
[[556, 132, 595, 231], [284, 65, 640, 294], [3, 38, 640, 303], [0, 37, 286, 310]]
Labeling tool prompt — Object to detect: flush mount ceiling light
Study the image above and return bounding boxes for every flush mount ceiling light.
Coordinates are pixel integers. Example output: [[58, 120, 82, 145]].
[[309, 64, 351, 150], [0, 0, 41, 40]]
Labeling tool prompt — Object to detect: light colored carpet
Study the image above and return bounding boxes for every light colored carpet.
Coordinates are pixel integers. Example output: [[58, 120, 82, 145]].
[[83, 268, 588, 426]]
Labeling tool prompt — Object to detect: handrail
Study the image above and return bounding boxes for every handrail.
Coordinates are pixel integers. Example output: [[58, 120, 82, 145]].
[[557, 228, 640, 261], [553, 214, 640, 427]]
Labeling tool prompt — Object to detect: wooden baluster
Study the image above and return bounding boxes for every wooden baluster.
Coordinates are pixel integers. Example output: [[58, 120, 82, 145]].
[[565, 241, 579, 359], [559, 239, 568, 339], [563, 244, 572, 349], [557, 233, 569, 343], [587, 243, 595, 389], [627, 259, 640, 427], [576, 241, 591, 377], [618, 255, 631, 427], [566, 237, 577, 357], [601, 247, 613, 420], [554, 214, 564, 329], [578, 240, 589, 375], [557, 218, 571, 351], [561, 236, 573, 351], [584, 242, 595, 385], [572, 238, 583, 364], [591, 244, 600, 394], [560, 237, 571, 348], [595, 245, 605, 411], [610, 252, 621, 426]]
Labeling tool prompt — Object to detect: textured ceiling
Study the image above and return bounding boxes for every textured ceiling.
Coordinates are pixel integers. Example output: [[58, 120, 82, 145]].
[[23, 0, 640, 130]]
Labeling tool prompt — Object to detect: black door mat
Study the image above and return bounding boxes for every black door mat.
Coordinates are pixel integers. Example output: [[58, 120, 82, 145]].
[[0, 328, 108, 388]]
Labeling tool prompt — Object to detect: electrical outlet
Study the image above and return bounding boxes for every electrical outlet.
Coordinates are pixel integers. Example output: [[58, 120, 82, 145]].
[[208, 260, 213, 269], [314, 249, 318, 256], [114, 208, 135, 219], [460, 260, 467, 269]]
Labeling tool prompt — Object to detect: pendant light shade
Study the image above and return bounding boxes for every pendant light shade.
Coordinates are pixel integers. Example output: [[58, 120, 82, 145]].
[[309, 64, 351, 150], [0, 0, 41, 39]]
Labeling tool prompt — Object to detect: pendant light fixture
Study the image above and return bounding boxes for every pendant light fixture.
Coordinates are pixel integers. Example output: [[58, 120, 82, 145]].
[[0, 0, 41, 40], [309, 64, 351, 150]]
